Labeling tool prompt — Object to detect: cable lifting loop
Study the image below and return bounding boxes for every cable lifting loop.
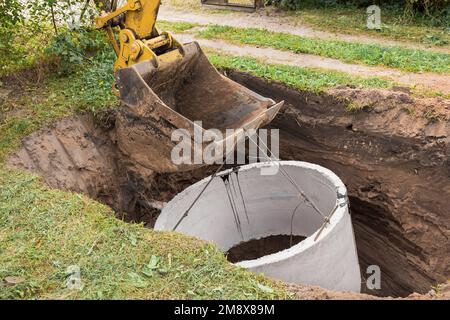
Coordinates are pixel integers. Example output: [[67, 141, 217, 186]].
[[222, 174, 244, 240], [289, 201, 304, 247], [314, 203, 339, 242], [234, 169, 250, 225], [172, 138, 239, 231], [228, 169, 248, 224], [310, 191, 348, 242], [247, 132, 327, 219]]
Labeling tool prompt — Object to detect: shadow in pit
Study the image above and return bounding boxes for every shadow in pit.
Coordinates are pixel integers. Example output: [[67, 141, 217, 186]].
[[350, 197, 435, 297]]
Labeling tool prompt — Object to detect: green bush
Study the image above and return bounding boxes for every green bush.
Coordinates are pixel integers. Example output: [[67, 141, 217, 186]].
[[45, 28, 111, 75], [266, 0, 450, 23], [0, 0, 23, 29], [0, 0, 108, 77]]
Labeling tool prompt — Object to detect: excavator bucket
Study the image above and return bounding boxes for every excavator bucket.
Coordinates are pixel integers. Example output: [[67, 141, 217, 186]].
[[114, 42, 283, 172]]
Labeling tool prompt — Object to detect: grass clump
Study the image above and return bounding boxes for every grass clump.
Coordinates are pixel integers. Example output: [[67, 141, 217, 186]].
[[156, 20, 198, 33], [208, 53, 394, 92], [198, 25, 450, 74], [0, 168, 288, 299], [284, 4, 450, 47]]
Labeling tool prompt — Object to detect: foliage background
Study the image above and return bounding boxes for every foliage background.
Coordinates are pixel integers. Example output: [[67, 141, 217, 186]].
[[266, 0, 449, 25]]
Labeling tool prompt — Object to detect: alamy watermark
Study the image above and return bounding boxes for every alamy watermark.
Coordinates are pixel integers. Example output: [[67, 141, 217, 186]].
[[367, 5, 382, 30], [66, 265, 83, 291], [171, 121, 280, 175], [366, 265, 381, 290]]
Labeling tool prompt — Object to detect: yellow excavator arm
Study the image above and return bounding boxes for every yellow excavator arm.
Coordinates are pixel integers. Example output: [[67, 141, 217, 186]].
[[95, 0, 182, 71]]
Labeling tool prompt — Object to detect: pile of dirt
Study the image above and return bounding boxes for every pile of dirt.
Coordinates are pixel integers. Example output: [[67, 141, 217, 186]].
[[8, 72, 450, 299], [226, 235, 306, 263], [229, 71, 449, 297], [7, 114, 216, 227], [287, 280, 450, 300], [329, 86, 450, 128]]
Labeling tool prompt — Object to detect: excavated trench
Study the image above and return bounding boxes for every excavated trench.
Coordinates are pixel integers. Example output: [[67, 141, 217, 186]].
[[8, 71, 449, 298]]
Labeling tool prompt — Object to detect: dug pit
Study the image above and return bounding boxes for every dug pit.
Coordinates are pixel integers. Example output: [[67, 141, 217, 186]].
[[8, 71, 450, 298]]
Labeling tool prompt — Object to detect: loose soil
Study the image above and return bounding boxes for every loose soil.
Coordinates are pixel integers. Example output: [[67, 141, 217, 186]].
[[226, 235, 306, 263], [8, 71, 450, 299]]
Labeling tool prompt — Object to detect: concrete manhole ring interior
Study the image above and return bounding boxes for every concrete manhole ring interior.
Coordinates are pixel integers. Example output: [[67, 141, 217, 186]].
[[155, 161, 361, 292]]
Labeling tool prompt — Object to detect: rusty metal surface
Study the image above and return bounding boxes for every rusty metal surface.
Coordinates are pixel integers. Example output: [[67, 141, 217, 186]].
[[115, 42, 283, 172]]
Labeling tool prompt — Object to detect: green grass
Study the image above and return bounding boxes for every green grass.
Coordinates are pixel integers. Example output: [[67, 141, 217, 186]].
[[284, 5, 450, 48], [0, 168, 288, 299], [208, 53, 394, 92], [164, 0, 450, 48], [198, 25, 450, 74], [156, 21, 198, 33], [166, 0, 201, 10]]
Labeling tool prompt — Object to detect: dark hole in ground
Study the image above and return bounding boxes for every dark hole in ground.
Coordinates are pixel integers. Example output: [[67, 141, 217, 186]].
[[226, 235, 307, 263], [223, 70, 449, 298]]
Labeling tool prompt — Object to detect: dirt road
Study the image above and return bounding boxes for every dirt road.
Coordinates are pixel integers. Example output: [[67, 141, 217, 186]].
[[159, 5, 450, 54], [175, 33, 450, 95]]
